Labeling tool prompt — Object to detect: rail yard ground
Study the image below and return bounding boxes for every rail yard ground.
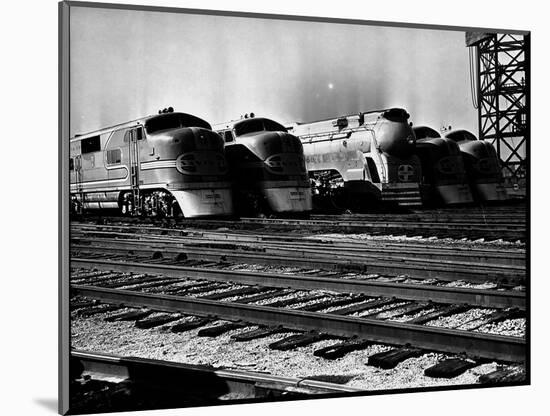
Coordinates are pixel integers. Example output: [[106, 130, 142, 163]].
[[68, 203, 527, 411]]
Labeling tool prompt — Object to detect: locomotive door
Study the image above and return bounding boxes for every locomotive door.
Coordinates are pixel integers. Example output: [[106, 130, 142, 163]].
[[127, 127, 142, 214], [74, 155, 83, 213]]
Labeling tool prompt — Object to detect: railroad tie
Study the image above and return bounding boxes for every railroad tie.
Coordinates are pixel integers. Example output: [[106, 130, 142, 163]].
[[70, 271, 114, 283], [70, 299, 99, 310], [161, 281, 214, 294], [424, 358, 478, 378], [95, 274, 153, 288], [361, 302, 414, 319], [198, 286, 265, 301], [297, 295, 369, 312], [100, 276, 163, 289], [197, 322, 247, 337], [269, 331, 327, 351], [313, 339, 372, 360], [104, 308, 153, 322], [378, 302, 431, 320], [478, 368, 526, 384], [71, 272, 128, 286], [170, 317, 212, 333], [180, 282, 231, 295], [76, 304, 123, 317], [330, 298, 394, 316], [405, 304, 469, 325], [236, 289, 295, 304], [264, 294, 325, 308], [121, 279, 179, 290], [466, 308, 524, 330], [135, 313, 181, 329], [367, 347, 423, 369], [231, 326, 287, 342]]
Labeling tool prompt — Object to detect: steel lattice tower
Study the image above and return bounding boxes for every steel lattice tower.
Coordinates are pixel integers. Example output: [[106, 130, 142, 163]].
[[466, 32, 530, 188]]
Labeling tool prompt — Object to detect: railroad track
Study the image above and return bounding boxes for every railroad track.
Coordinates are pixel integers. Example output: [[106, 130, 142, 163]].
[[70, 258, 526, 363], [72, 222, 526, 256], [311, 211, 526, 224], [236, 217, 525, 241], [72, 202, 526, 241], [72, 349, 359, 400], [70, 257, 525, 309], [70, 350, 362, 413], [69, 203, 527, 390], [71, 224, 526, 284]]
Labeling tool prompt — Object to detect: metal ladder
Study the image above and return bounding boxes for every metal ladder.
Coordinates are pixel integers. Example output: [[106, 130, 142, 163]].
[[129, 128, 141, 215]]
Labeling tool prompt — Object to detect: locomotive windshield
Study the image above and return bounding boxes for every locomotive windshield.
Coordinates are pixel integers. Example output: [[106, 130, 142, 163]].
[[413, 126, 441, 139], [234, 118, 287, 137], [145, 113, 212, 134]]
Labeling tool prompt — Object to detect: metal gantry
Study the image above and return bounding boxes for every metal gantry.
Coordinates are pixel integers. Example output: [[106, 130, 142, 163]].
[[467, 33, 529, 187]]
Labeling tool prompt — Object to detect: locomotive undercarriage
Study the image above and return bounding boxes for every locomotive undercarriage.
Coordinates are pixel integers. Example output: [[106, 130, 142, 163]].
[[119, 190, 182, 217], [70, 190, 182, 217], [308, 170, 376, 212], [232, 188, 271, 217]]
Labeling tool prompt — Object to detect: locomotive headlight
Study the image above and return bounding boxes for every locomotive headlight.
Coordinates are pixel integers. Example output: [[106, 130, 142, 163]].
[[265, 155, 283, 173], [176, 153, 197, 173]]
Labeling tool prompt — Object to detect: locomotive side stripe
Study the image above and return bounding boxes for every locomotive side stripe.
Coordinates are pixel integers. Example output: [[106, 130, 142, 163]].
[[70, 181, 233, 194], [140, 160, 177, 170], [70, 168, 129, 187]]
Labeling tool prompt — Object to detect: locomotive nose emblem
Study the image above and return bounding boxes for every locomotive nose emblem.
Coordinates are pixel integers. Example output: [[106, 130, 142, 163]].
[[398, 164, 414, 182]]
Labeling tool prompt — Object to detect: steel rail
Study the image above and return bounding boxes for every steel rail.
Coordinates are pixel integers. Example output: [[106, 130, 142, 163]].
[[311, 214, 526, 224], [70, 285, 526, 362], [71, 225, 525, 264], [70, 239, 525, 282], [72, 215, 525, 240], [71, 234, 525, 275], [238, 217, 525, 231], [71, 222, 526, 252], [70, 258, 525, 309], [71, 350, 362, 395], [72, 223, 527, 254]]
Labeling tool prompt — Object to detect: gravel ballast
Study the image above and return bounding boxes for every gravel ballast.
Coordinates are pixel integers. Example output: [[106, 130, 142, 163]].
[[71, 312, 520, 392]]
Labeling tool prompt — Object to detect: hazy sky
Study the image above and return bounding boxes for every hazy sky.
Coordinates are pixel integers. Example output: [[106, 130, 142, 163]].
[[70, 6, 478, 136]]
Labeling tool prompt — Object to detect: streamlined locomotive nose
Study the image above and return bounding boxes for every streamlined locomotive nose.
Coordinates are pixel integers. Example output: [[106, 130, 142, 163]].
[[376, 121, 416, 158]]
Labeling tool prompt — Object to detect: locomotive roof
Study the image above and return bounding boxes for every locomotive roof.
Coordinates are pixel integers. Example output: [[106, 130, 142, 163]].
[[444, 129, 478, 143], [287, 108, 410, 138], [212, 117, 275, 131], [413, 125, 442, 139], [289, 108, 408, 127], [70, 112, 210, 142]]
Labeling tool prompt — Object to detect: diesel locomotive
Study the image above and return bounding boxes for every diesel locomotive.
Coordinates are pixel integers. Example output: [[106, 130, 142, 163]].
[[287, 108, 423, 209], [444, 129, 508, 202], [69, 110, 234, 217], [413, 126, 474, 205], [214, 115, 312, 216]]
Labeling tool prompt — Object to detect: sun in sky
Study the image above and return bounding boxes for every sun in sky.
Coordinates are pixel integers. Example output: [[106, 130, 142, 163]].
[[328, 83, 334, 89]]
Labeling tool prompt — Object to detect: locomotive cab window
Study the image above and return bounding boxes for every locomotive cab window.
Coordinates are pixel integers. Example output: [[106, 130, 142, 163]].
[[234, 118, 287, 137], [223, 131, 234, 143], [124, 128, 145, 142], [135, 127, 144, 140], [81, 135, 101, 154], [106, 149, 122, 165]]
